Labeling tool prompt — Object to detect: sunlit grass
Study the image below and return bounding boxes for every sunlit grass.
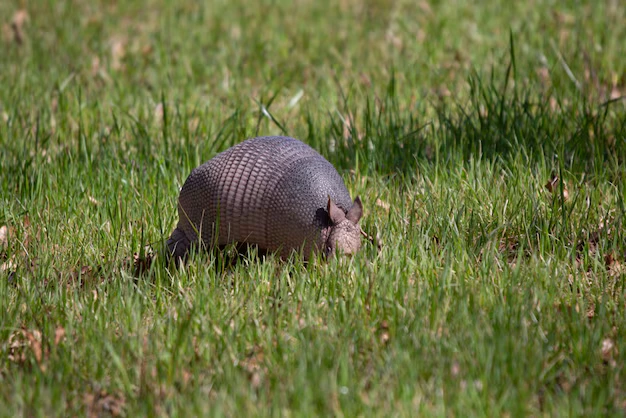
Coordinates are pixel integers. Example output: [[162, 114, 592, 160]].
[[1, 0, 625, 416]]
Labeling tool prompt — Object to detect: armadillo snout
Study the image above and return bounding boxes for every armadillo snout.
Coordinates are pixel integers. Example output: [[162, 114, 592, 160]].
[[325, 220, 362, 257], [325, 195, 364, 257]]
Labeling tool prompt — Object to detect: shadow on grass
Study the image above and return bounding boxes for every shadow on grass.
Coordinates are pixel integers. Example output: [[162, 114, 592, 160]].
[[321, 44, 625, 178]]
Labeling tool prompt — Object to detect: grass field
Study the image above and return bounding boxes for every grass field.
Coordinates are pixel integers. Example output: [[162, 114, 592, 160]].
[[1, 0, 625, 416]]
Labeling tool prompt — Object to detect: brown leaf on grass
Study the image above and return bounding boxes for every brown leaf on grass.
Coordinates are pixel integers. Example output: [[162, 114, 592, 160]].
[[240, 346, 265, 373], [597, 210, 616, 237], [24, 330, 44, 369], [544, 174, 569, 200], [604, 252, 615, 268], [607, 259, 624, 278], [554, 372, 574, 393], [544, 175, 558, 192], [110, 38, 127, 71], [610, 85, 623, 101], [377, 320, 391, 346], [380, 330, 390, 345], [250, 371, 263, 389], [451, 361, 461, 377], [1, 257, 17, 272], [549, 97, 570, 112], [131, 248, 154, 276], [154, 102, 164, 124], [91, 56, 112, 83], [239, 345, 266, 390], [8, 329, 47, 371], [342, 113, 356, 142], [601, 338, 617, 368], [549, 97, 559, 111], [84, 390, 126, 418], [50, 96, 58, 113], [4, 9, 29, 45], [54, 327, 66, 346], [68, 265, 104, 287], [7, 330, 30, 363], [0, 225, 9, 251]]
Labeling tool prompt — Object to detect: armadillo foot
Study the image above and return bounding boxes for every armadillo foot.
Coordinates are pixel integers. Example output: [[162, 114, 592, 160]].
[[166, 227, 191, 261]]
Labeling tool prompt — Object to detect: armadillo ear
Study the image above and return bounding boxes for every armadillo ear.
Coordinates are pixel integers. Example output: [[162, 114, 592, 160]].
[[346, 196, 363, 224], [327, 196, 346, 225]]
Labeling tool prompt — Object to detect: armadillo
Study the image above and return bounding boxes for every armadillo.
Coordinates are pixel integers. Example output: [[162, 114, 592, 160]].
[[167, 136, 364, 260]]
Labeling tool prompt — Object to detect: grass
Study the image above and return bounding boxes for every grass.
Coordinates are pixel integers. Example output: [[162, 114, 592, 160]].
[[1, 0, 625, 416]]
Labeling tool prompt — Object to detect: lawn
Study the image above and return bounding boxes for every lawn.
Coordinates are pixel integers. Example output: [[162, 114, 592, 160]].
[[1, 0, 625, 416]]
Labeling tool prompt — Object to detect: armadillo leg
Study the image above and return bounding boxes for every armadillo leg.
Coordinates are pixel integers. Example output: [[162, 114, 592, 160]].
[[166, 227, 191, 260]]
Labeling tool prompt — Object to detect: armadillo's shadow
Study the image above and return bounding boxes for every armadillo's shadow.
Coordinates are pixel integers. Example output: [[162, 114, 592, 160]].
[[162, 242, 309, 273]]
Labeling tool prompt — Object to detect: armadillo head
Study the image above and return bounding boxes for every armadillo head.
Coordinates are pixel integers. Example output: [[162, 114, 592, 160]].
[[325, 196, 364, 258]]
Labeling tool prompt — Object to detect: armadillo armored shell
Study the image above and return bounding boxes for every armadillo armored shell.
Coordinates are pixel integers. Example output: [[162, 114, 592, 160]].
[[167, 136, 360, 260]]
